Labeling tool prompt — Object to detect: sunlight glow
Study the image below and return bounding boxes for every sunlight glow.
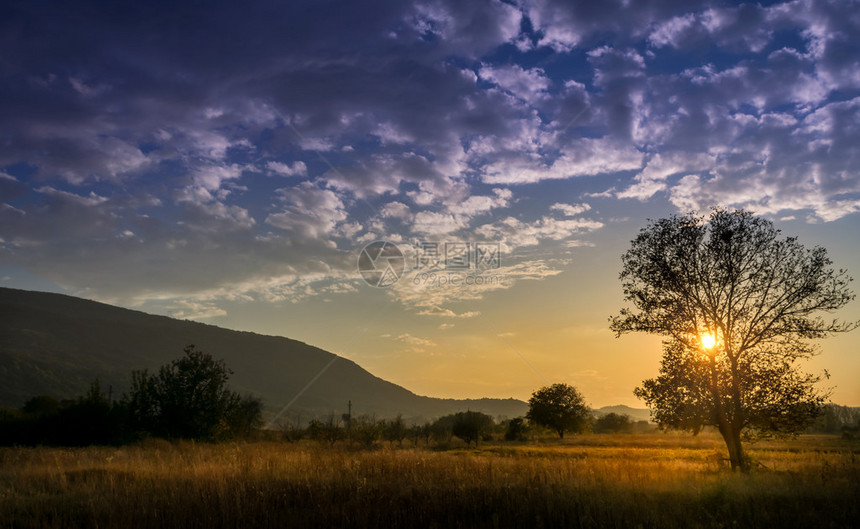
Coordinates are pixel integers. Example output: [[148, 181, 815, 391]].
[[701, 333, 716, 349]]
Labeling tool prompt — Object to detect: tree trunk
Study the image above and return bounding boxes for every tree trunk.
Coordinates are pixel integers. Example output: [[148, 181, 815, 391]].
[[720, 425, 749, 472]]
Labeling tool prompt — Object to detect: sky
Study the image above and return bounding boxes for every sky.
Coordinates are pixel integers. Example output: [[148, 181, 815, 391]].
[[1, 0, 859, 408]]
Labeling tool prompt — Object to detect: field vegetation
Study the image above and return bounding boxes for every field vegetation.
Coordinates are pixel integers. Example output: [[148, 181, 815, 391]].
[[1, 433, 857, 528]]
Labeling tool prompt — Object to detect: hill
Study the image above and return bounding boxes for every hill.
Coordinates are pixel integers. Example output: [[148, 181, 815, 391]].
[[594, 405, 652, 422], [0, 287, 526, 423]]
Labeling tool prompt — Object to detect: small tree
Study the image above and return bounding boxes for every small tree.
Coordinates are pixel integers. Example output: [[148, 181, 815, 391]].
[[451, 411, 494, 447], [504, 417, 529, 441], [430, 414, 457, 445], [124, 345, 261, 440], [383, 414, 408, 447], [307, 414, 344, 446], [350, 415, 382, 448], [526, 383, 589, 439], [611, 209, 857, 472], [21, 396, 60, 416], [594, 413, 633, 434]]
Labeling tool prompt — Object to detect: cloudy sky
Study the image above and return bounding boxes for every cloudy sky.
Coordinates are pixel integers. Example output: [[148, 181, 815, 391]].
[[2, 0, 859, 407]]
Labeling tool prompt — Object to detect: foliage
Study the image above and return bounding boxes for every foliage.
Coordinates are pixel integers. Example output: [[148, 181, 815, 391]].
[[350, 415, 383, 448], [124, 345, 262, 441], [450, 411, 494, 447], [504, 417, 530, 441], [611, 209, 857, 471], [0, 380, 129, 446], [383, 414, 409, 446], [593, 413, 633, 434], [22, 395, 60, 416], [307, 414, 344, 446], [0, 348, 261, 446], [526, 383, 589, 438], [408, 422, 433, 446], [429, 414, 457, 445], [2, 436, 858, 528], [806, 404, 860, 434]]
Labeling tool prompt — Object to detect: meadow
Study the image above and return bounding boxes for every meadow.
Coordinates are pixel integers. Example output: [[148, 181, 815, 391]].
[[0, 433, 857, 529]]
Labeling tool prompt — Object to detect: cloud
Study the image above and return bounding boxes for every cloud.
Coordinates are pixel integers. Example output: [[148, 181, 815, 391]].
[[266, 161, 308, 177], [2, 0, 860, 311], [166, 300, 228, 320], [266, 182, 350, 240], [390, 258, 565, 309], [475, 215, 604, 250], [416, 306, 480, 318], [482, 138, 643, 184], [549, 202, 591, 217], [391, 332, 437, 352], [479, 64, 551, 103]]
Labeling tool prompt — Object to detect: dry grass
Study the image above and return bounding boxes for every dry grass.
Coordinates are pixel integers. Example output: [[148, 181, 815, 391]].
[[0, 433, 857, 528]]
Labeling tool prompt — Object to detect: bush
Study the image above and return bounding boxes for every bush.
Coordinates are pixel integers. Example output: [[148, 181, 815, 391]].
[[593, 413, 634, 434], [451, 411, 494, 447], [504, 417, 530, 441]]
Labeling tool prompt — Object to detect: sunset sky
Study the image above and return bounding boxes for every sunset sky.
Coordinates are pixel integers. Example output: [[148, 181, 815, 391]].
[[2, 0, 859, 407]]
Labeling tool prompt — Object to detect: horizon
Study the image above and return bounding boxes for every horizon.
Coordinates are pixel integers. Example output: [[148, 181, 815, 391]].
[[2, 0, 859, 408]]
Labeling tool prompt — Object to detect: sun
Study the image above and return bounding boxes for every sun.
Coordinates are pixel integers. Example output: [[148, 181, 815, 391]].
[[701, 333, 716, 349]]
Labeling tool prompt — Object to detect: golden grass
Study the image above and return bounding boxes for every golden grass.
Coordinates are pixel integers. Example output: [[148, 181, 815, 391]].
[[0, 433, 857, 528]]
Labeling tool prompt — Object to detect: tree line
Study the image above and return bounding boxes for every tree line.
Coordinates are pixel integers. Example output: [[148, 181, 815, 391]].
[[0, 345, 262, 446], [276, 383, 655, 448]]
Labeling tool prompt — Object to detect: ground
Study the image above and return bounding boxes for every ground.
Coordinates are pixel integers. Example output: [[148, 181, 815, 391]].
[[0, 433, 857, 528]]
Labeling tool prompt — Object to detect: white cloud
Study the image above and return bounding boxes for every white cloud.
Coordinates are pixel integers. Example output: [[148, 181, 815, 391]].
[[266, 182, 350, 240], [166, 299, 228, 320], [380, 201, 413, 219], [416, 306, 480, 318], [266, 161, 308, 177], [411, 211, 467, 235], [482, 138, 643, 184], [475, 215, 603, 250], [392, 332, 436, 352], [390, 258, 565, 309], [618, 152, 714, 201], [549, 202, 591, 217], [479, 64, 551, 103]]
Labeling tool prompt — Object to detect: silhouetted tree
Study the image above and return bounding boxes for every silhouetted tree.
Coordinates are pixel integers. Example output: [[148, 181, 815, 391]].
[[408, 422, 433, 446], [527, 383, 589, 439], [21, 396, 60, 416], [307, 414, 344, 446], [451, 411, 494, 447], [430, 414, 457, 445], [504, 417, 529, 441], [611, 209, 857, 472], [383, 414, 408, 447], [593, 412, 633, 434], [807, 404, 860, 434], [124, 345, 261, 440], [350, 415, 383, 448]]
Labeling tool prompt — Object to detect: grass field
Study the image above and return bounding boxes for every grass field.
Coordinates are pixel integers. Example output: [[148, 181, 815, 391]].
[[1, 433, 857, 528]]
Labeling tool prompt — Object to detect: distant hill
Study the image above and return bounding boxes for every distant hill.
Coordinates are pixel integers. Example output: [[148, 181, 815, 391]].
[[594, 405, 652, 422], [0, 287, 526, 423]]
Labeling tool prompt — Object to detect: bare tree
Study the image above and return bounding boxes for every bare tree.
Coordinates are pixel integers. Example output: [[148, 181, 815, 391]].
[[611, 209, 856, 471]]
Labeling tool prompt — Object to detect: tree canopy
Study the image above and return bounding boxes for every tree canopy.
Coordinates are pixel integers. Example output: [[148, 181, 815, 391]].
[[125, 345, 262, 440], [526, 383, 589, 438], [611, 209, 856, 471]]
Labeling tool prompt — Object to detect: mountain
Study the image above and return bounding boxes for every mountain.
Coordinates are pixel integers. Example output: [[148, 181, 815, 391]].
[[594, 405, 652, 422], [0, 287, 526, 423]]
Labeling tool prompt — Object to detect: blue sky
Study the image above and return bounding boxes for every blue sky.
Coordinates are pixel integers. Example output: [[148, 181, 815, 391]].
[[2, 0, 859, 406]]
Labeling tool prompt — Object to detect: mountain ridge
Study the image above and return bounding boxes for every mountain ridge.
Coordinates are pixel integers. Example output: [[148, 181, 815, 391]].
[[0, 287, 530, 422]]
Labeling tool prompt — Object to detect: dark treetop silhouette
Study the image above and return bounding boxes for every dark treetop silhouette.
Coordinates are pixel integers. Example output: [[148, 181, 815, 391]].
[[526, 383, 589, 439], [610, 209, 856, 472]]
